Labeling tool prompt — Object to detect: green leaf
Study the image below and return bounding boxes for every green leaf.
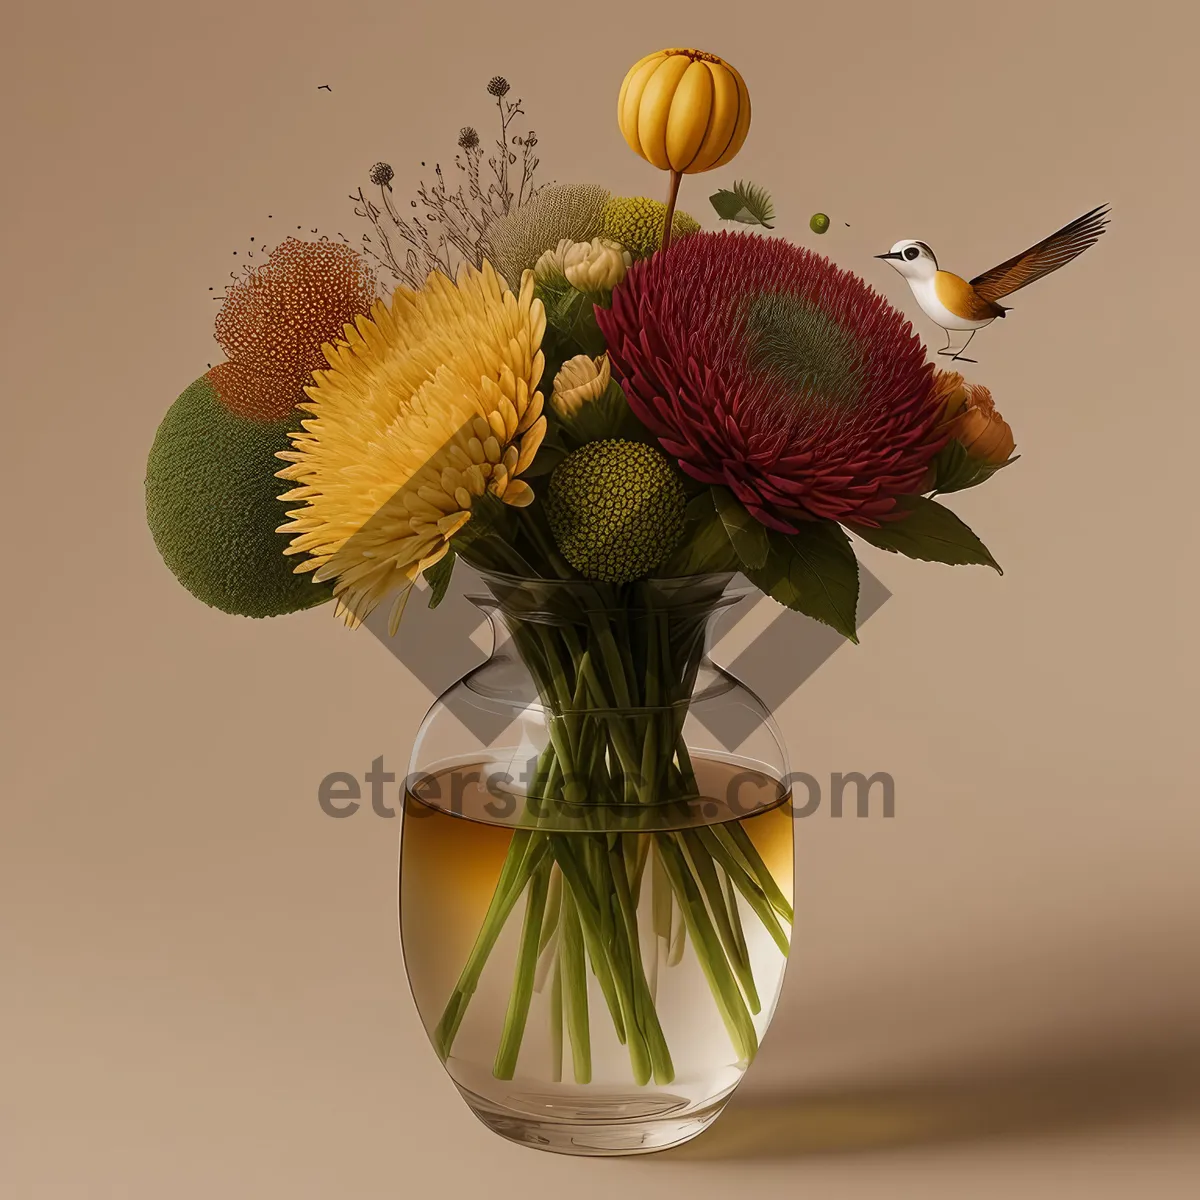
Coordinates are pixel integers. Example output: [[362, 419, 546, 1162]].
[[538, 280, 607, 358], [423, 548, 456, 609], [744, 522, 860, 641], [850, 496, 1002, 572], [930, 441, 1021, 495], [709, 180, 776, 229], [658, 491, 740, 576], [712, 487, 770, 570], [685, 489, 717, 521], [567, 300, 607, 358]]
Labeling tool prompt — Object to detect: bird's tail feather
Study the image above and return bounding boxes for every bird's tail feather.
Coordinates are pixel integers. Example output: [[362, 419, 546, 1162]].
[[970, 205, 1110, 303]]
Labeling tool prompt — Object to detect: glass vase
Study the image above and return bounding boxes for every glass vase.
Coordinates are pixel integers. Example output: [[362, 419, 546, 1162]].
[[399, 570, 793, 1156]]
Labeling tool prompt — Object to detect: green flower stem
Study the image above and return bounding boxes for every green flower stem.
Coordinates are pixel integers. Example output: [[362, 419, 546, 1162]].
[[695, 825, 791, 957], [514, 626, 587, 806], [610, 661, 666, 812], [559, 886, 591, 1083], [528, 647, 633, 1043], [534, 625, 584, 760], [629, 831, 652, 897], [655, 832, 759, 1063], [613, 607, 640, 694], [600, 897, 653, 1087], [434, 832, 549, 1059], [550, 835, 651, 1078], [607, 844, 674, 1084], [538, 866, 563, 956], [672, 722, 794, 928], [542, 756, 563, 808], [668, 893, 687, 967], [559, 625, 644, 779], [546, 836, 626, 1044], [493, 858, 552, 1079], [651, 843, 673, 943], [721, 822, 795, 926], [525, 662, 643, 1068], [549, 957, 564, 1084], [580, 594, 759, 1072], [725, 871, 751, 979], [584, 613, 642, 760], [680, 830, 760, 1014]]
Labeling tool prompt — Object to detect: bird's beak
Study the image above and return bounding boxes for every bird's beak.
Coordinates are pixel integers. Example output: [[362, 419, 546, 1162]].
[[874, 252, 902, 260]]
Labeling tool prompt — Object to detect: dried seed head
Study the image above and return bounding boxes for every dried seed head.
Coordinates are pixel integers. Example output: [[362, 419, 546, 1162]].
[[458, 126, 480, 150], [481, 183, 612, 289], [369, 162, 394, 188], [487, 75, 511, 98]]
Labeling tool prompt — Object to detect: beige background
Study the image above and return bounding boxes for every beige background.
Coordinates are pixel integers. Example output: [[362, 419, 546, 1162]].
[[4, 0, 1198, 1195]]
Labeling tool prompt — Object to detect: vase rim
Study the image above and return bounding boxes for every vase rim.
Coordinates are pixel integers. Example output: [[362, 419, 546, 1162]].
[[468, 567, 744, 592], [466, 568, 752, 623]]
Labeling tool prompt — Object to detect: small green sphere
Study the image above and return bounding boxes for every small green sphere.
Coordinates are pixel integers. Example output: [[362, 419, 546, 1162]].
[[546, 440, 687, 584], [145, 375, 333, 617], [810, 212, 831, 235]]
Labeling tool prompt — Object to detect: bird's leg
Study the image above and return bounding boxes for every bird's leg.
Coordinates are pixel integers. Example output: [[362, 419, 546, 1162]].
[[951, 330, 978, 363], [936, 327, 957, 357]]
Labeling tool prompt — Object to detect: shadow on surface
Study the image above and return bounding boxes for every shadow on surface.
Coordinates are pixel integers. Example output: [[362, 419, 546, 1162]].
[[659, 1036, 1200, 1161]]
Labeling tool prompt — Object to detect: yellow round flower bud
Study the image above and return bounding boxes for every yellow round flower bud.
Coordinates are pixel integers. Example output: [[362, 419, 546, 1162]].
[[618, 48, 751, 175], [551, 354, 611, 417], [562, 238, 631, 293]]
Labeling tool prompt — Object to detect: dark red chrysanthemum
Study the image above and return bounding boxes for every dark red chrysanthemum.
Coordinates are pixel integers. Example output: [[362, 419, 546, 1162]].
[[595, 231, 947, 529]]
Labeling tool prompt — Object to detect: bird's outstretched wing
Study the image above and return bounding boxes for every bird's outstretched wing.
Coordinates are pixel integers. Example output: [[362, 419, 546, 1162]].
[[970, 205, 1110, 302]]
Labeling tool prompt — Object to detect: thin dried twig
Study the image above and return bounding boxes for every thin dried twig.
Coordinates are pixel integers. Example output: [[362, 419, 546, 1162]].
[[351, 76, 545, 290]]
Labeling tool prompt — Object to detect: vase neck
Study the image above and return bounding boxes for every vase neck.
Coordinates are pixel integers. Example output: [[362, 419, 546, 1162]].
[[457, 571, 748, 716]]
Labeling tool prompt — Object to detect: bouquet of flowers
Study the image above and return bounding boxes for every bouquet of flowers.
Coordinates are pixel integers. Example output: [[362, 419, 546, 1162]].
[[146, 49, 1017, 1150]]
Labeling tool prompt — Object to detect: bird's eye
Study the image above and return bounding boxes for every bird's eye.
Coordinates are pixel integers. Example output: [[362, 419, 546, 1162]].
[[903, 246, 920, 261]]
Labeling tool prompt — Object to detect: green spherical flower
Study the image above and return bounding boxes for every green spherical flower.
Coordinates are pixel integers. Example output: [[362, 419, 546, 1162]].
[[547, 440, 687, 584], [145, 375, 333, 617], [602, 196, 701, 259], [809, 212, 830, 235]]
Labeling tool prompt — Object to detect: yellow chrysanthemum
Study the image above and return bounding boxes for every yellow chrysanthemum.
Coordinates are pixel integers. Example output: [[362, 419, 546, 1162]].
[[275, 262, 547, 634]]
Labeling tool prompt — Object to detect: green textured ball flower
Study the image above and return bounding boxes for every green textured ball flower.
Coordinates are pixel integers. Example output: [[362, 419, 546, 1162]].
[[145, 375, 333, 617], [546, 440, 687, 584], [601, 196, 701, 259]]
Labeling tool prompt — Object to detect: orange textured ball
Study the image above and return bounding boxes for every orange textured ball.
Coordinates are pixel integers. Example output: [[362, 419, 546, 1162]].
[[209, 239, 378, 421]]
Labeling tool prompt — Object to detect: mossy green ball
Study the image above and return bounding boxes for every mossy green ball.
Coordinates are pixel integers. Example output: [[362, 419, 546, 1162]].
[[145, 375, 332, 617], [809, 212, 831, 235], [546, 440, 687, 584]]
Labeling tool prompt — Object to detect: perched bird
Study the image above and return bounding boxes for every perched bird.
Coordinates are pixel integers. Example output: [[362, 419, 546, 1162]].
[[876, 205, 1109, 361]]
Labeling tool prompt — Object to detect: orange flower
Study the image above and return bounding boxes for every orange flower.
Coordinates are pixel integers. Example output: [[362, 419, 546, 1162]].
[[932, 371, 1016, 465]]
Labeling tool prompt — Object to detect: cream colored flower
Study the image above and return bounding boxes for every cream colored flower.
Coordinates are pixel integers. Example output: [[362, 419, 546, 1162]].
[[533, 238, 572, 285], [551, 353, 611, 417], [563, 237, 632, 293]]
